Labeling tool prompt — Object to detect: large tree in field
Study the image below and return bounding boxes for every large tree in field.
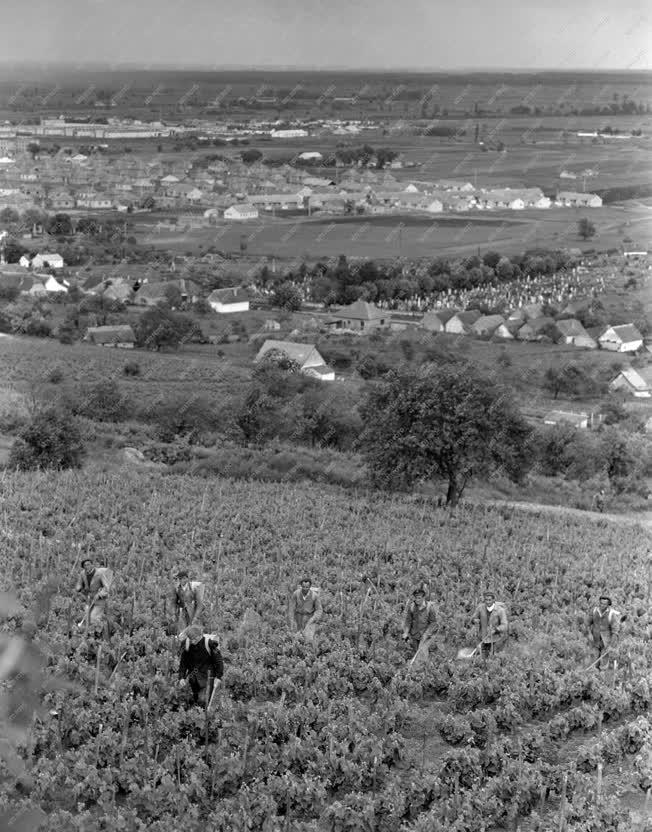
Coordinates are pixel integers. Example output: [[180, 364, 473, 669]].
[[358, 365, 532, 506]]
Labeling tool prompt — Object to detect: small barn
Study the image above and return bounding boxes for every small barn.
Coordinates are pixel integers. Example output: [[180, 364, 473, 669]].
[[208, 287, 250, 314], [445, 310, 482, 335], [85, 325, 136, 348], [609, 367, 652, 398], [543, 410, 589, 429], [471, 315, 504, 337], [420, 309, 458, 333], [554, 318, 597, 348], [599, 324, 643, 353]]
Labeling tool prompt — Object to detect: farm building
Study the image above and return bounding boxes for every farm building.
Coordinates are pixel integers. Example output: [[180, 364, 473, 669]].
[[555, 191, 602, 208], [471, 315, 504, 336], [133, 283, 169, 306], [609, 367, 652, 398], [494, 321, 520, 340], [207, 287, 250, 314], [103, 281, 134, 302], [419, 309, 457, 333], [224, 204, 259, 220], [44, 276, 67, 293], [32, 252, 64, 270], [517, 317, 556, 341], [543, 410, 589, 429], [254, 340, 333, 380], [445, 310, 482, 335], [84, 325, 136, 348], [553, 319, 597, 348], [328, 301, 387, 332], [598, 324, 643, 353]]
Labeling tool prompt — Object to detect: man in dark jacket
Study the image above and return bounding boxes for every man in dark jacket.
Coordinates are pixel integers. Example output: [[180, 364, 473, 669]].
[[402, 586, 436, 654], [472, 592, 509, 658], [178, 625, 224, 706]]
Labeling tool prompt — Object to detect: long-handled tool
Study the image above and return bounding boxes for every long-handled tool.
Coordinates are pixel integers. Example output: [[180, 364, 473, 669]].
[[207, 679, 221, 714], [409, 636, 433, 669], [583, 647, 615, 672]]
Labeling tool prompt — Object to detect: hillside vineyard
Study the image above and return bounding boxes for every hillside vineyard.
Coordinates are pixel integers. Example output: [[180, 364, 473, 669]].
[[3, 469, 652, 831]]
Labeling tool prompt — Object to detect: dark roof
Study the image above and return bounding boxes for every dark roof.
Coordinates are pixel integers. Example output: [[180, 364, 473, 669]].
[[603, 324, 643, 342], [208, 286, 249, 304], [331, 301, 386, 321], [85, 325, 135, 344]]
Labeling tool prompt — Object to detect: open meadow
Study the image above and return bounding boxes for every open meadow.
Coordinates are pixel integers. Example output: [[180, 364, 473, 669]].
[[141, 202, 652, 260], [2, 468, 652, 831]]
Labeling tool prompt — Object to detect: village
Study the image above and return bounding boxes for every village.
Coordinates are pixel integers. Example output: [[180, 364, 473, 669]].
[[0, 114, 607, 224]]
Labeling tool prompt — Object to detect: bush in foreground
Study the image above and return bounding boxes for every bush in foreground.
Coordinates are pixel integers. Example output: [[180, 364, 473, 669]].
[[9, 408, 85, 471]]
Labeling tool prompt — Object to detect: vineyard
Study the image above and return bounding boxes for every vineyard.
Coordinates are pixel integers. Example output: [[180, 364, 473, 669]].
[[2, 469, 652, 831]]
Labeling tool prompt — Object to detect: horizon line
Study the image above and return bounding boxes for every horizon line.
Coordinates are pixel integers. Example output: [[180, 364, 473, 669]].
[[0, 61, 650, 74]]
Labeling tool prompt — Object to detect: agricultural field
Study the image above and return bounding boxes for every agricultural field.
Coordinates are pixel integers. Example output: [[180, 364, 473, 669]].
[[2, 470, 652, 831], [141, 202, 652, 260]]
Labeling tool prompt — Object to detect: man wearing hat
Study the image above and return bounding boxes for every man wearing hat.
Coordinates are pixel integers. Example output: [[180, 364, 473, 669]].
[[586, 595, 620, 669], [472, 591, 509, 658], [171, 569, 205, 633], [402, 586, 436, 654], [178, 624, 224, 706]]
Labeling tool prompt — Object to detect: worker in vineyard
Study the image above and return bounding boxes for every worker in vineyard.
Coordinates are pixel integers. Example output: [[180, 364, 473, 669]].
[[472, 591, 509, 658], [586, 595, 620, 669], [75, 558, 113, 632], [178, 624, 224, 706], [171, 569, 205, 632], [401, 586, 436, 653], [289, 579, 323, 640]]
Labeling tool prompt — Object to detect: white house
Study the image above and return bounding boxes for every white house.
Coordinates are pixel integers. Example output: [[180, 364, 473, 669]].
[[598, 324, 643, 353], [543, 410, 589, 429], [270, 129, 309, 138], [609, 367, 652, 398], [32, 253, 64, 270], [44, 275, 67, 293], [425, 199, 444, 213], [298, 151, 323, 162], [254, 339, 333, 380], [556, 191, 603, 208], [224, 204, 259, 220], [207, 286, 250, 313], [18, 255, 31, 268]]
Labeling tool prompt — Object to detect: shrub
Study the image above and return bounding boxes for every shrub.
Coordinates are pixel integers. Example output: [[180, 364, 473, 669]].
[[72, 380, 134, 422], [123, 360, 141, 377], [46, 367, 65, 384], [9, 408, 85, 470]]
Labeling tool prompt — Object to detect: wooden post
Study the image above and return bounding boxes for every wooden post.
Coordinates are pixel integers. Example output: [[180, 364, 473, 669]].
[[94, 645, 102, 695], [596, 762, 602, 799], [204, 672, 212, 761], [558, 773, 567, 832]]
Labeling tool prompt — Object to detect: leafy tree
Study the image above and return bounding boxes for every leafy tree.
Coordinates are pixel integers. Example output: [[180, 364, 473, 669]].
[[2, 238, 28, 263], [271, 282, 302, 311], [9, 408, 85, 471], [542, 363, 603, 399], [46, 213, 73, 237], [241, 149, 263, 164], [578, 218, 596, 240], [135, 307, 200, 351], [359, 365, 532, 506]]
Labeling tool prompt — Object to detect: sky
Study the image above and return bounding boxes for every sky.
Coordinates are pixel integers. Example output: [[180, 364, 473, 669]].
[[0, 0, 650, 71]]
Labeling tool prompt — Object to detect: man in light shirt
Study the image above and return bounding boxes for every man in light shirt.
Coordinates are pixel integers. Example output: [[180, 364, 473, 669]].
[[172, 569, 205, 633]]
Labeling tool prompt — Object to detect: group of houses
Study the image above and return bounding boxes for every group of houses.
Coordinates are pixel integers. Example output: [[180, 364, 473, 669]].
[[0, 139, 603, 222], [315, 298, 644, 355]]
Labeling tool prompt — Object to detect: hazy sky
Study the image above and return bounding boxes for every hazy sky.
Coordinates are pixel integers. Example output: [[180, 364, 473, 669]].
[[1, 0, 650, 70]]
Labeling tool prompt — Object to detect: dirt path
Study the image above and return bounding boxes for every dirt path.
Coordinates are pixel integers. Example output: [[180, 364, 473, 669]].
[[482, 498, 652, 530]]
